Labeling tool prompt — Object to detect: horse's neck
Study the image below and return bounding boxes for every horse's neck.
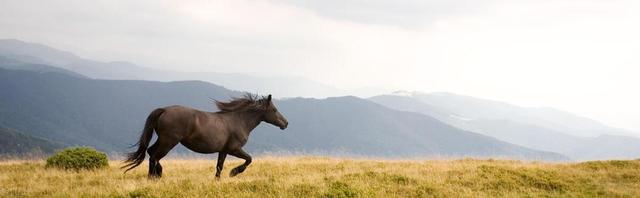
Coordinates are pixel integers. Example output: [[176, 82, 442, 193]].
[[231, 111, 263, 133]]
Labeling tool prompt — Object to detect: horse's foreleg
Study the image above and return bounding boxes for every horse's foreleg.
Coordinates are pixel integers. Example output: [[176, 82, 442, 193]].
[[229, 149, 252, 177], [215, 152, 227, 179]]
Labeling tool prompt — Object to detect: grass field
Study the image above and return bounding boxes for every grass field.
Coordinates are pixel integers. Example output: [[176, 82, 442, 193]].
[[1, 157, 640, 197]]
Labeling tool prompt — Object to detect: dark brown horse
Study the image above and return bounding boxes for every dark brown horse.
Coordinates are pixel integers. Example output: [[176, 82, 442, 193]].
[[122, 94, 288, 178]]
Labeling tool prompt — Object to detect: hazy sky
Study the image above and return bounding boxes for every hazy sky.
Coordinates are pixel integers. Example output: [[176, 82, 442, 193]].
[[1, 0, 639, 132]]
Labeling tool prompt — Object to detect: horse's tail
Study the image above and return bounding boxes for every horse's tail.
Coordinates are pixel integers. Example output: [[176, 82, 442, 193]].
[[122, 108, 165, 172]]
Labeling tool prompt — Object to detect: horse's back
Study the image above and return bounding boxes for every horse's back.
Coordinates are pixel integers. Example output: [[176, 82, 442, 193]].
[[155, 105, 202, 138], [157, 105, 228, 153]]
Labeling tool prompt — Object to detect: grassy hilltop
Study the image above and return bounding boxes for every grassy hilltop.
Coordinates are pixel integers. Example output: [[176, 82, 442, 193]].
[[1, 157, 640, 197]]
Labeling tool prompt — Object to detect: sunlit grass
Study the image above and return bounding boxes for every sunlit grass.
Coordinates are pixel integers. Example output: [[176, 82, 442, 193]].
[[1, 157, 639, 197]]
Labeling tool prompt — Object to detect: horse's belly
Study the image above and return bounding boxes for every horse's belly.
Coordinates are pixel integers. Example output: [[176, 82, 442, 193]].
[[180, 133, 227, 154]]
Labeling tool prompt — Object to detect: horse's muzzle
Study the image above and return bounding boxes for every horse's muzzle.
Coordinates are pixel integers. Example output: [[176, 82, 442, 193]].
[[279, 120, 288, 130]]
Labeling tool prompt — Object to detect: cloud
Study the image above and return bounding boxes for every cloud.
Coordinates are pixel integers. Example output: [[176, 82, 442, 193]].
[[0, 0, 639, 132], [272, 0, 494, 28]]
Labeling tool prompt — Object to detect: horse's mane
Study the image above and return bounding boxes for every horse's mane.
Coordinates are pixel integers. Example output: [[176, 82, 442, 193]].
[[214, 93, 269, 112]]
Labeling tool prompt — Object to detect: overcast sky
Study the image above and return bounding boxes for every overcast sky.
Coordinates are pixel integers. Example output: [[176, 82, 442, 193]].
[[1, 0, 639, 132]]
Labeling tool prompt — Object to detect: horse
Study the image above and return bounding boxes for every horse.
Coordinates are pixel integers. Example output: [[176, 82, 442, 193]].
[[122, 94, 288, 178]]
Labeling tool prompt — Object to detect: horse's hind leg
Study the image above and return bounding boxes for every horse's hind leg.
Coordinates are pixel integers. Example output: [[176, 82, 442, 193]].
[[147, 138, 178, 178], [146, 142, 159, 177]]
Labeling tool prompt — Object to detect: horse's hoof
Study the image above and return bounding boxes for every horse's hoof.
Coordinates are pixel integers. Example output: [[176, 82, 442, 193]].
[[229, 169, 240, 177]]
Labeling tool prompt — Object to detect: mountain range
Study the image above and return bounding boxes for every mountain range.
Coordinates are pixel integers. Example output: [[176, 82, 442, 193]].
[[370, 92, 640, 160], [1, 39, 638, 161], [0, 66, 567, 160], [0, 39, 345, 98]]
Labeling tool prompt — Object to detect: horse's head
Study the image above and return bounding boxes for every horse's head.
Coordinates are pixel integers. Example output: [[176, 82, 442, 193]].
[[262, 94, 288, 130]]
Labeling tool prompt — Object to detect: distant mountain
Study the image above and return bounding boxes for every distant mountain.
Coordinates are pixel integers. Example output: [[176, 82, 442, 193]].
[[403, 91, 634, 137], [370, 93, 640, 160], [0, 68, 237, 151], [568, 135, 640, 160], [0, 39, 80, 66], [369, 94, 581, 151], [0, 68, 566, 160], [0, 39, 345, 98], [248, 96, 566, 160], [0, 55, 85, 78], [0, 127, 64, 155]]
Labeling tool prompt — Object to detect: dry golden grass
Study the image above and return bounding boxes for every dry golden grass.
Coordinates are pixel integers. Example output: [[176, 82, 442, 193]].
[[1, 156, 640, 197]]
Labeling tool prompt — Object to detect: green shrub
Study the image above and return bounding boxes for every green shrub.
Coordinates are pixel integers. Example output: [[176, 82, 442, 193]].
[[46, 147, 108, 170]]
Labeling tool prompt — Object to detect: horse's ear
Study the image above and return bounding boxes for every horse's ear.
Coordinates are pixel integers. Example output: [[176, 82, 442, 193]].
[[267, 94, 272, 101]]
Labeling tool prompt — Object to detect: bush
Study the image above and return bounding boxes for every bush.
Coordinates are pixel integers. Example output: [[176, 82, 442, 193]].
[[46, 147, 108, 170]]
